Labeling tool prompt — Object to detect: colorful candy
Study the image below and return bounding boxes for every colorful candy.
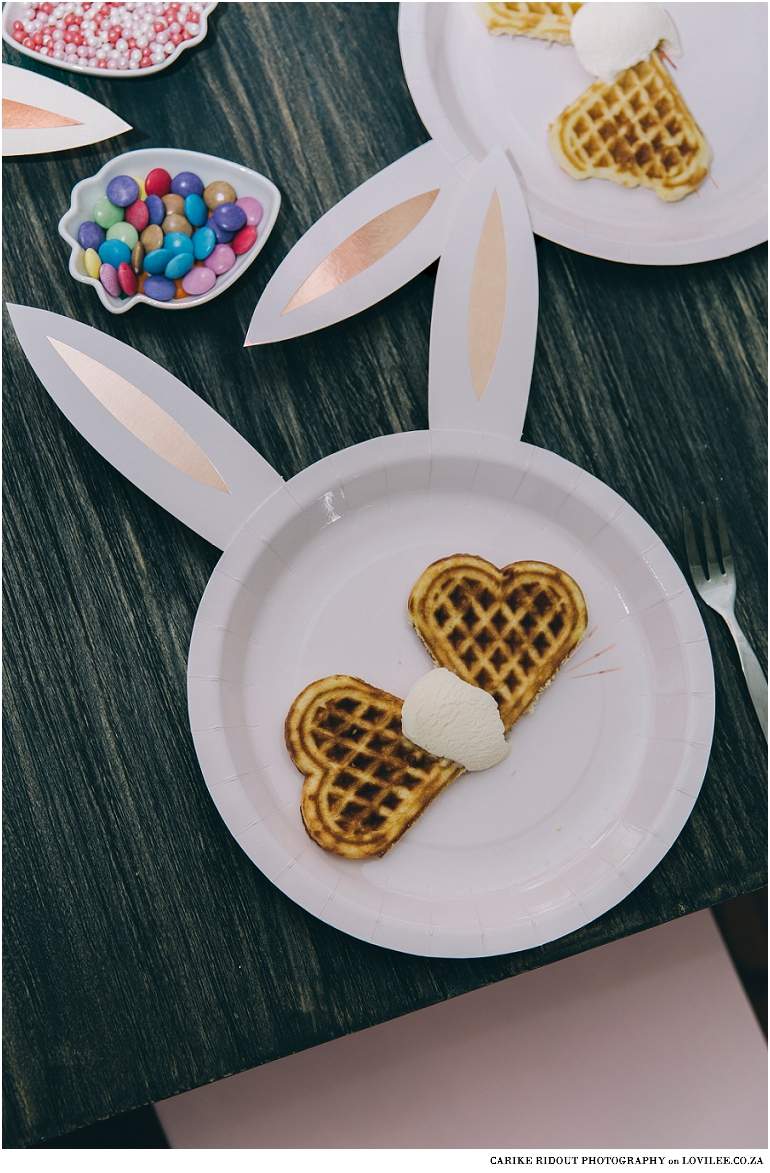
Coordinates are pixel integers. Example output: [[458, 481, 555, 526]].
[[12, 3, 208, 73], [106, 175, 139, 207], [182, 266, 216, 295], [76, 162, 262, 303]]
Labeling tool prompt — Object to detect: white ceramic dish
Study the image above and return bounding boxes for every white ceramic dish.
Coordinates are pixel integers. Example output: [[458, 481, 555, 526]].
[[59, 147, 280, 314], [2, 2, 217, 78], [399, 2, 768, 264]]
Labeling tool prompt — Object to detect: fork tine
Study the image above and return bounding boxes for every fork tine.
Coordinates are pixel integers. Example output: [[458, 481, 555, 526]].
[[716, 499, 733, 571], [700, 502, 720, 578], [683, 508, 705, 585]]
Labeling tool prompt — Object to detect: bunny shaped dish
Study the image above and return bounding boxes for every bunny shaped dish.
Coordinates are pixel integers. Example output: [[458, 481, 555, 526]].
[[8, 149, 713, 959]]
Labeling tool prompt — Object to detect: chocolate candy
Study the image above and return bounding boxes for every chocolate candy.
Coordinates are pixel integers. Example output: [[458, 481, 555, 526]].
[[232, 225, 258, 255], [236, 196, 263, 226], [146, 194, 165, 226], [76, 161, 261, 304], [206, 215, 233, 244], [98, 239, 132, 268], [78, 221, 105, 250], [92, 195, 124, 230], [107, 222, 139, 250], [106, 175, 139, 208], [204, 244, 235, 275], [212, 202, 247, 233], [99, 263, 120, 297], [143, 248, 174, 275], [192, 225, 216, 260], [125, 200, 150, 233], [203, 179, 236, 210], [131, 242, 146, 276], [143, 274, 176, 302], [162, 193, 185, 216], [184, 194, 208, 228], [140, 224, 164, 252], [162, 213, 193, 238], [165, 252, 194, 280], [164, 232, 194, 256], [84, 248, 101, 279], [182, 266, 216, 295], [145, 168, 172, 198], [117, 262, 137, 296], [171, 171, 204, 198]]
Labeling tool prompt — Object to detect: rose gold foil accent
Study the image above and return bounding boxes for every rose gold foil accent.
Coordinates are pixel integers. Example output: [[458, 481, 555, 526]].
[[468, 190, 507, 402], [282, 190, 440, 314], [46, 337, 230, 493], [3, 99, 82, 129]]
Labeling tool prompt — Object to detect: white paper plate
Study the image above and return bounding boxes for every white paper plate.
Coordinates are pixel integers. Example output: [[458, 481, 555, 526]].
[[2, 2, 217, 78], [188, 431, 714, 958], [399, 2, 768, 264]]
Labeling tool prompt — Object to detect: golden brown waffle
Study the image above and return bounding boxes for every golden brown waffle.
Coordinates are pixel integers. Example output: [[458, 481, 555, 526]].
[[408, 556, 587, 731], [286, 675, 463, 859], [549, 52, 711, 202], [475, 2, 582, 44]]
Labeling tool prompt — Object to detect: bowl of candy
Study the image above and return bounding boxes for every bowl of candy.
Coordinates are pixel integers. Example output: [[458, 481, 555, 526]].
[[2, 1, 217, 77], [59, 147, 281, 313]]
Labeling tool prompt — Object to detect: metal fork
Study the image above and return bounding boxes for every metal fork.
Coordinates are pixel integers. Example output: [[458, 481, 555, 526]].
[[683, 501, 767, 740]]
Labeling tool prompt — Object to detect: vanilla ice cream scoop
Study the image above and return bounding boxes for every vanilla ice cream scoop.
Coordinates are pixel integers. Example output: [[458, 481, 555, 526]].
[[401, 668, 510, 773], [570, 2, 681, 83]]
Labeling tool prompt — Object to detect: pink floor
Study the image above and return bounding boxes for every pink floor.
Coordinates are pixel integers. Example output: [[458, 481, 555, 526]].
[[156, 908, 767, 1148]]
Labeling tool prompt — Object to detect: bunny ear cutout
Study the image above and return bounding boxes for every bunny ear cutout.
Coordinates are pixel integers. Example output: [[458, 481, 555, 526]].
[[428, 146, 538, 441], [245, 140, 466, 345], [2, 65, 131, 156], [7, 305, 283, 550]]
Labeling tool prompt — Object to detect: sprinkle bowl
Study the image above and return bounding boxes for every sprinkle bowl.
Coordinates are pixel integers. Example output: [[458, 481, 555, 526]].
[[2, 2, 217, 78]]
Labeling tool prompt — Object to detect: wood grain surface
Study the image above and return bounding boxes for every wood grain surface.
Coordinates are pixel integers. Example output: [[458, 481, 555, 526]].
[[3, 2, 767, 1147]]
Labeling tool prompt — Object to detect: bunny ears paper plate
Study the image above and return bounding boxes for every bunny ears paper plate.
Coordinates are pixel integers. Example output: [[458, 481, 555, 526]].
[[8, 149, 714, 958], [246, 2, 767, 348]]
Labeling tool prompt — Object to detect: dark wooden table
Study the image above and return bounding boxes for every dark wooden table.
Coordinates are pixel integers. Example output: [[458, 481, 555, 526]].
[[3, 2, 767, 1149]]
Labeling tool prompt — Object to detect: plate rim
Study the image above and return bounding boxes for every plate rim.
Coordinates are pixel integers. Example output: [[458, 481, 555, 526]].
[[398, 1, 768, 266], [188, 430, 715, 958]]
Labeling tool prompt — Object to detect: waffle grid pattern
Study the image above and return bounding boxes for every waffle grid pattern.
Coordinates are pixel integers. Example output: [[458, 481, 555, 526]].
[[477, 2, 581, 43], [549, 53, 711, 201], [287, 677, 462, 858], [409, 558, 587, 730]]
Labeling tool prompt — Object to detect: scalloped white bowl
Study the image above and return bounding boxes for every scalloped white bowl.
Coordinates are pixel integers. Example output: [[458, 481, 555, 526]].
[[2, 2, 217, 78], [59, 147, 281, 314]]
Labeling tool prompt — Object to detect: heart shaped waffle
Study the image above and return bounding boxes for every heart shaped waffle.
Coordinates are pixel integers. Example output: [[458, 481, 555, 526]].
[[286, 675, 463, 859], [408, 556, 587, 730]]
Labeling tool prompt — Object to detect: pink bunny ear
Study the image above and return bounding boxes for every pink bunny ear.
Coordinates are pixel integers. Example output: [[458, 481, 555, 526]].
[[428, 145, 538, 441], [245, 141, 466, 345], [7, 305, 283, 550]]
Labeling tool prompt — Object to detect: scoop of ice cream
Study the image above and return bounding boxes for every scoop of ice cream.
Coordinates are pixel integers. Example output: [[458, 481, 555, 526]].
[[570, 3, 681, 83], [401, 668, 510, 773]]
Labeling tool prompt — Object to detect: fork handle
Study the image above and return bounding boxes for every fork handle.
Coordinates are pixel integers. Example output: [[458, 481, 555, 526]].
[[725, 614, 768, 741]]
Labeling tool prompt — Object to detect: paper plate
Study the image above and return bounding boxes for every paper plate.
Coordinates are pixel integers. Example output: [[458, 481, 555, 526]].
[[399, 2, 768, 264], [189, 431, 714, 958]]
